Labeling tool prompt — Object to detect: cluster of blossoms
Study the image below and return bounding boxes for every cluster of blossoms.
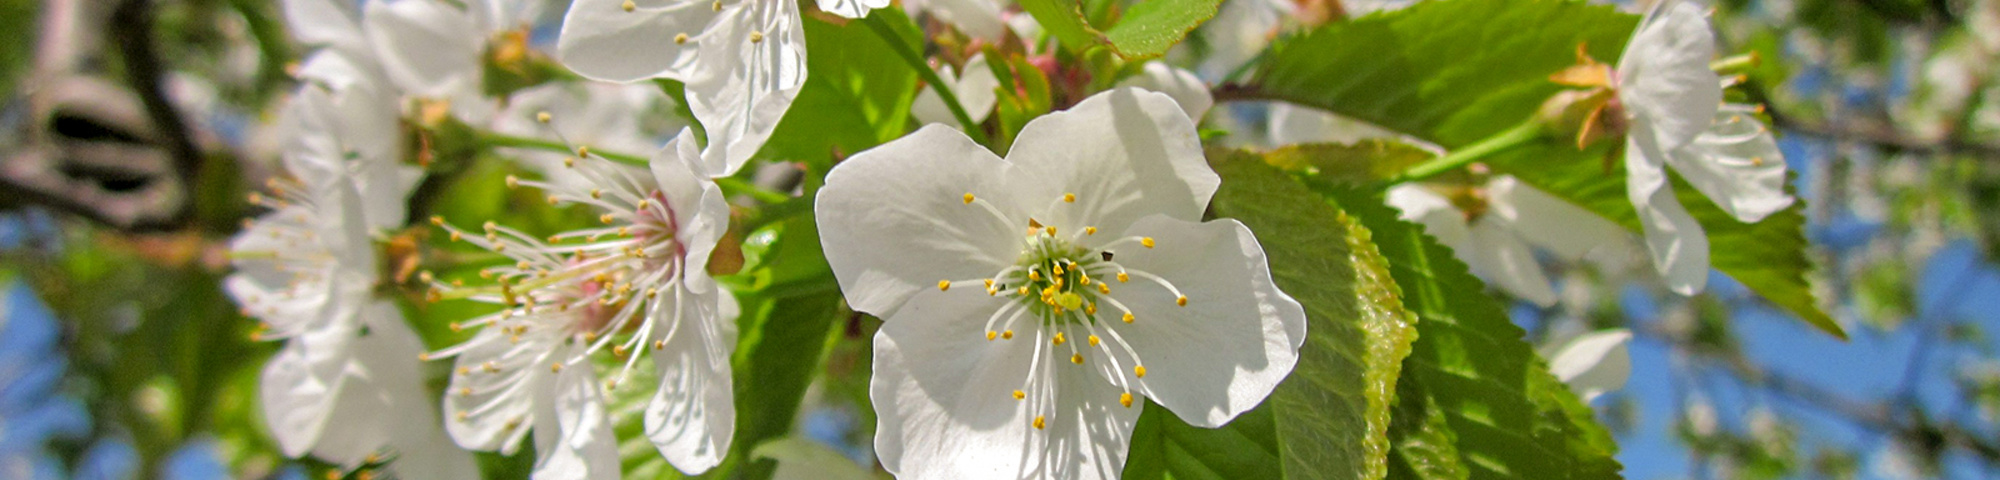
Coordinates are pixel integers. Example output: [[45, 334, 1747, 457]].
[[219, 0, 1755, 477]]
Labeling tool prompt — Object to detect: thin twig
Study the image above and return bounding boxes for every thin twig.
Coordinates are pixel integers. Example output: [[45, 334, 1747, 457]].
[[108, 0, 201, 226]]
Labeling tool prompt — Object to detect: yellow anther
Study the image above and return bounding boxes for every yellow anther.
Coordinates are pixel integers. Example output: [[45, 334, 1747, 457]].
[[1135, 365, 1147, 377], [1120, 392, 1134, 408], [1044, 226, 1057, 236], [1002, 330, 1014, 339], [1122, 312, 1134, 323], [246, 192, 263, 204], [429, 215, 445, 226], [749, 31, 764, 43], [575, 146, 590, 157], [1088, 335, 1100, 347], [563, 157, 577, 168], [1098, 283, 1111, 294], [551, 362, 563, 373], [1017, 286, 1030, 296], [1053, 263, 1065, 275], [939, 280, 953, 291], [450, 231, 463, 242], [547, 195, 561, 205], [655, 340, 667, 350], [1028, 270, 1042, 281], [590, 189, 603, 199], [1033, 416, 1046, 430], [1013, 390, 1026, 400], [1117, 272, 1129, 283], [536, 111, 552, 123], [418, 352, 432, 361], [505, 175, 520, 189], [1751, 157, 1765, 166], [621, 0, 635, 11], [987, 331, 997, 341], [1177, 296, 1188, 307], [711, 0, 721, 10], [600, 214, 616, 224], [963, 193, 975, 204], [1085, 226, 1097, 235], [1141, 237, 1155, 248], [1052, 332, 1066, 345], [674, 33, 689, 44], [1063, 192, 1076, 203], [1071, 353, 1084, 364], [984, 279, 995, 288]]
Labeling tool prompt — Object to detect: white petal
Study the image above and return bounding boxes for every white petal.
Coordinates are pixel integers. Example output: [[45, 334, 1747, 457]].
[[1547, 329, 1632, 403], [363, 0, 483, 98], [468, 0, 545, 33], [685, 1, 807, 176], [1617, 1, 1723, 150], [1265, 103, 1399, 146], [1383, 184, 1470, 250], [1005, 88, 1217, 237], [919, 0, 1008, 41], [913, 55, 999, 128], [352, 308, 482, 480], [910, 65, 963, 128], [283, 0, 368, 57], [1114, 62, 1213, 122], [1665, 106, 1795, 223], [557, 0, 717, 82], [443, 328, 552, 453], [1102, 215, 1305, 427], [1466, 220, 1558, 307], [644, 286, 738, 474], [532, 350, 621, 480], [816, 0, 888, 19], [259, 340, 346, 457], [817, 125, 1027, 318], [1626, 132, 1710, 295], [651, 129, 732, 295], [873, 292, 1139, 479], [1484, 176, 1629, 262]]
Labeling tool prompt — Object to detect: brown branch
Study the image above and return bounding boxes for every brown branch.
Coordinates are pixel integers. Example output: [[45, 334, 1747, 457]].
[[107, 0, 201, 226]]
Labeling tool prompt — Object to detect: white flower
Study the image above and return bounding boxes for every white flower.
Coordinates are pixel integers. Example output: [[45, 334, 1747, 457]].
[[282, 0, 500, 122], [1188, 0, 1289, 82], [493, 82, 681, 190], [1611, 1, 1793, 294], [905, 0, 1014, 41], [227, 167, 473, 479], [280, 52, 423, 228], [1545, 329, 1633, 403], [557, 0, 816, 176], [426, 130, 738, 477], [1113, 63, 1214, 122], [1386, 176, 1632, 307], [817, 88, 1307, 479], [912, 54, 1001, 129], [1266, 103, 1401, 147]]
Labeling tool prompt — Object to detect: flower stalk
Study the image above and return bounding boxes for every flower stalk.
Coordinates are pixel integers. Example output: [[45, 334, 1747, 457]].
[[1383, 121, 1544, 186]]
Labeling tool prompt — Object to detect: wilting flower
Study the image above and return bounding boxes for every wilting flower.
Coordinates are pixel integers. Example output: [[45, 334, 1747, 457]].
[[558, 0, 843, 176], [1546, 329, 1633, 403], [1386, 176, 1632, 307], [425, 130, 737, 478], [1550, 1, 1793, 294], [817, 88, 1307, 479]]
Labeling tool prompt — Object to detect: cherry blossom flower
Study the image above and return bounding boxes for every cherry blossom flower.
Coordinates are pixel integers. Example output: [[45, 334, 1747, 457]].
[[557, 0, 829, 176], [493, 82, 681, 189], [425, 130, 737, 478], [1554, 1, 1793, 294], [282, 0, 502, 121], [1386, 176, 1632, 307], [817, 88, 1307, 479]]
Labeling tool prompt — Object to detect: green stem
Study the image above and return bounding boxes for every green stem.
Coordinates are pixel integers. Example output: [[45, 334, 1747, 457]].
[[476, 131, 792, 204], [860, 12, 991, 145], [1383, 122, 1544, 186]]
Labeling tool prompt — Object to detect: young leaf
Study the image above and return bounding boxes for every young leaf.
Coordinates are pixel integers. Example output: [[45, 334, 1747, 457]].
[[1317, 184, 1623, 479], [1018, 0, 1221, 59]]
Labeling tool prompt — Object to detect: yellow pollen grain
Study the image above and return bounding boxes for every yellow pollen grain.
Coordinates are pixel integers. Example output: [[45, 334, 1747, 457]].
[[575, 145, 590, 157], [984, 279, 995, 288], [536, 111, 551, 123], [1123, 312, 1134, 323], [1141, 237, 1155, 248], [1028, 270, 1042, 281], [963, 193, 975, 204], [1033, 416, 1046, 430], [1085, 302, 1097, 315], [674, 33, 689, 44], [1052, 332, 1066, 345], [563, 157, 576, 168], [1751, 156, 1765, 166], [749, 31, 764, 43], [1098, 283, 1111, 294], [1135, 365, 1147, 377], [1013, 390, 1025, 400], [1071, 353, 1084, 364], [1085, 226, 1097, 235], [590, 189, 603, 199], [546, 195, 560, 205], [1117, 272, 1129, 283], [1177, 296, 1188, 307], [938, 280, 952, 291], [1063, 192, 1076, 203], [430, 215, 445, 226], [1017, 286, 1030, 296], [550, 362, 563, 373], [1044, 226, 1056, 236], [600, 214, 616, 224], [505, 175, 519, 189], [621, 0, 635, 11], [1120, 393, 1134, 408], [987, 331, 997, 341], [1002, 330, 1014, 340], [1088, 335, 1100, 347]]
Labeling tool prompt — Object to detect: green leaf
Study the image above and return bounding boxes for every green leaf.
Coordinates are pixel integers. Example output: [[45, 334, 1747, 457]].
[[1245, 0, 1839, 337], [1018, 0, 1220, 59], [1101, 0, 1224, 59], [759, 11, 920, 169], [1123, 147, 1422, 480], [1313, 184, 1622, 479], [718, 214, 848, 480]]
